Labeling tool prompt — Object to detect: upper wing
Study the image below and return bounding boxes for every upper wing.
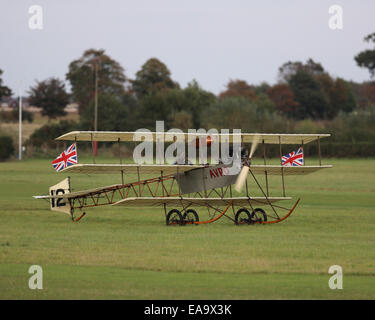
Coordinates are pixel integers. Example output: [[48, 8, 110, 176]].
[[55, 131, 330, 145]]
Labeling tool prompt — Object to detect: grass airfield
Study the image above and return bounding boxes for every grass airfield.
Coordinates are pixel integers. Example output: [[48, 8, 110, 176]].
[[0, 157, 374, 299]]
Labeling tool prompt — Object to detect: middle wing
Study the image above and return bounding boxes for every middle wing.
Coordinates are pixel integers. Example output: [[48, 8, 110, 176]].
[[59, 164, 204, 175], [58, 163, 332, 176]]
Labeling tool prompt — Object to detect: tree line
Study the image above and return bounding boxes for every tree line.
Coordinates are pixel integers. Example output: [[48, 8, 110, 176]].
[[1, 32, 375, 158]]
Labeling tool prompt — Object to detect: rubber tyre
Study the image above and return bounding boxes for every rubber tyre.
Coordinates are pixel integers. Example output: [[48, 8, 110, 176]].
[[235, 208, 252, 225], [183, 209, 199, 225], [166, 209, 183, 226], [251, 208, 267, 223]]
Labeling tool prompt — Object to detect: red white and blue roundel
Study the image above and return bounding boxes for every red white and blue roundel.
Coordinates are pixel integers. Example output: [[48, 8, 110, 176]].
[[281, 147, 304, 166], [52, 143, 78, 172]]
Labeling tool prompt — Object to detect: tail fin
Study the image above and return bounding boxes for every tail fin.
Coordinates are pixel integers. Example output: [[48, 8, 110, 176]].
[[49, 177, 72, 215]]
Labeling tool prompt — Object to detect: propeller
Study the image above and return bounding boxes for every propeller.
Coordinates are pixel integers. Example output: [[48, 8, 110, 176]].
[[234, 135, 260, 192]]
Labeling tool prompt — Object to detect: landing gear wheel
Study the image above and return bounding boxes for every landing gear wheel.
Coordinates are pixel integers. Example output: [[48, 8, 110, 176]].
[[235, 208, 252, 225], [183, 209, 199, 225], [251, 208, 267, 223], [166, 209, 183, 226]]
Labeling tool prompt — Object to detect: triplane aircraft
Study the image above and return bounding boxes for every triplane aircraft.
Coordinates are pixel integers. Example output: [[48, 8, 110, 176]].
[[34, 130, 332, 226]]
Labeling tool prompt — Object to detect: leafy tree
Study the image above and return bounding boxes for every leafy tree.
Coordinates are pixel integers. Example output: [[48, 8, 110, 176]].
[[171, 110, 193, 131], [255, 93, 276, 114], [0, 69, 12, 99], [135, 80, 215, 130], [219, 79, 257, 101], [66, 49, 127, 114], [332, 78, 356, 114], [181, 80, 216, 128], [288, 70, 329, 119], [201, 97, 257, 131], [27, 120, 78, 149], [219, 80, 275, 114], [278, 58, 325, 82], [266, 83, 299, 117], [364, 82, 375, 106], [349, 81, 375, 109], [0, 135, 14, 160], [80, 93, 136, 131], [315, 74, 356, 118], [121, 91, 139, 130], [253, 82, 271, 95], [131, 58, 179, 99], [201, 96, 288, 133], [135, 90, 175, 130], [278, 59, 356, 118], [28, 78, 69, 120], [355, 32, 375, 78]]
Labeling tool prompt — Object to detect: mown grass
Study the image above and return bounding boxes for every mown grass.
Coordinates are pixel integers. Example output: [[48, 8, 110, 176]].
[[0, 158, 374, 299]]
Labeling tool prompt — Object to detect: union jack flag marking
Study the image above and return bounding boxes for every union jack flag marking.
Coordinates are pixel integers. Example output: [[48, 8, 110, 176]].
[[52, 143, 78, 172], [281, 147, 304, 167]]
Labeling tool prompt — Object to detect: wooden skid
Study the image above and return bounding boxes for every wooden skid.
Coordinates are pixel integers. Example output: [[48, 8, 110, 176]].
[[259, 198, 300, 225]]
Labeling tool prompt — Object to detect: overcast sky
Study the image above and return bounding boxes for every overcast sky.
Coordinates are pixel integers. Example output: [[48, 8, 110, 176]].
[[0, 0, 374, 96]]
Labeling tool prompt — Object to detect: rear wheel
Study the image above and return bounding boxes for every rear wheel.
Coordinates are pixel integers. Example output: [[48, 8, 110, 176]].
[[166, 209, 183, 226], [183, 209, 199, 225], [235, 208, 252, 225], [251, 208, 267, 223]]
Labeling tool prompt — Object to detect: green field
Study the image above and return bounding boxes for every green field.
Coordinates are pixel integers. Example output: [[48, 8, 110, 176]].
[[0, 158, 374, 299]]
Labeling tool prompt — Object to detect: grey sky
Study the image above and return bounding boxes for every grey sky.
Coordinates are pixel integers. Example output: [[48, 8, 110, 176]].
[[0, 0, 374, 96]]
